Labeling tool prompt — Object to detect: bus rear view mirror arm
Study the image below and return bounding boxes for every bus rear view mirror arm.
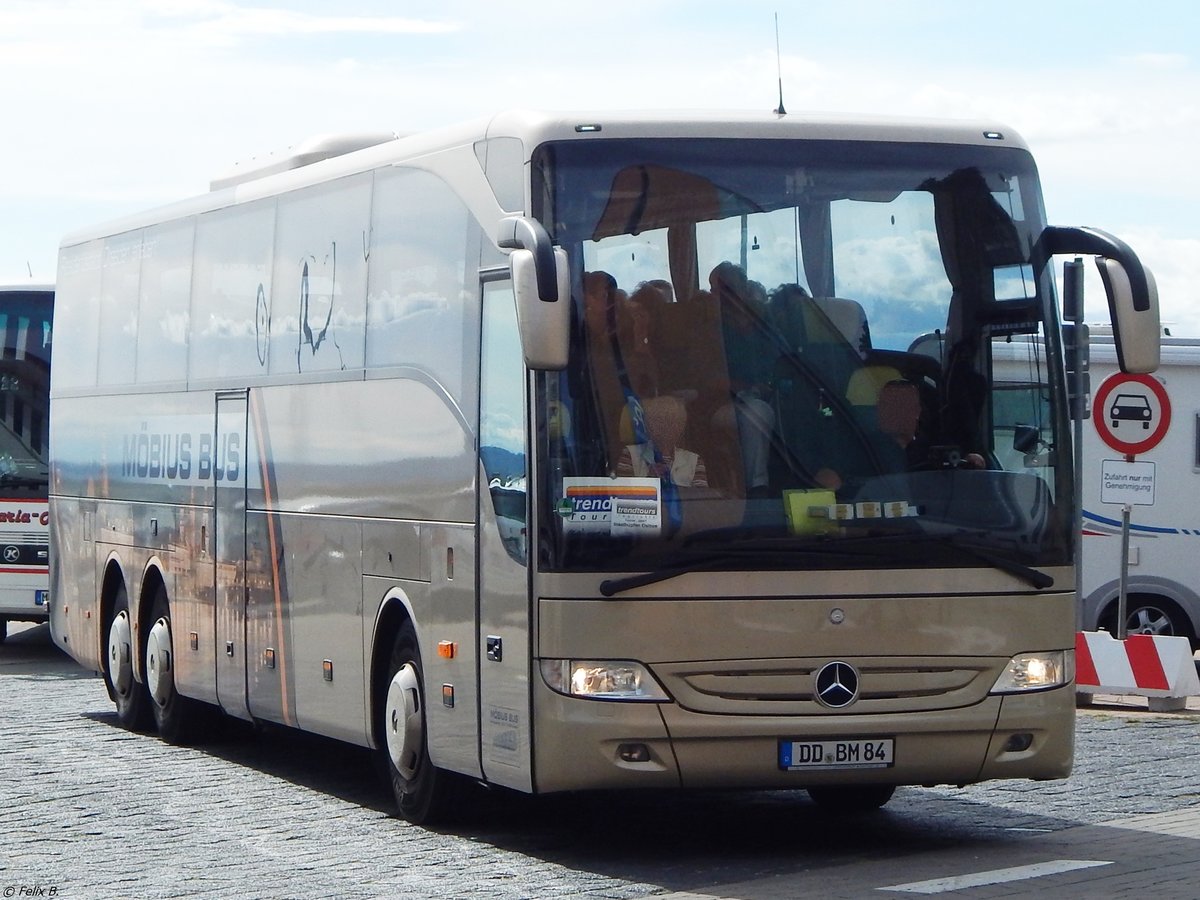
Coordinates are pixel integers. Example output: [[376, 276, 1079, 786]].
[[498, 216, 559, 302], [1034, 225, 1160, 374]]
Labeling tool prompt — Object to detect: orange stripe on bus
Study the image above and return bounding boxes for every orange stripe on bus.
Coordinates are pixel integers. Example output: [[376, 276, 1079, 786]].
[[251, 392, 293, 727]]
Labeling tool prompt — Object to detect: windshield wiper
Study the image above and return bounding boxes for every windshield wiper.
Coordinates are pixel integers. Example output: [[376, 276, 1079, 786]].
[[600, 556, 727, 597], [944, 538, 1054, 590], [830, 530, 1054, 589]]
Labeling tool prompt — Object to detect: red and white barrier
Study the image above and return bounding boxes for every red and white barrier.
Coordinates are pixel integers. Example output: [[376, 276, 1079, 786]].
[[1075, 631, 1200, 711]]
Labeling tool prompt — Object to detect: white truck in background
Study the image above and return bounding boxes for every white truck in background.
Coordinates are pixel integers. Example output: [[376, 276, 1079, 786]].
[[1078, 329, 1200, 649], [992, 326, 1197, 650]]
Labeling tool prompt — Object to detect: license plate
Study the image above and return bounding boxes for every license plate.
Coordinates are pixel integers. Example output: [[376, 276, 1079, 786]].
[[779, 738, 895, 770]]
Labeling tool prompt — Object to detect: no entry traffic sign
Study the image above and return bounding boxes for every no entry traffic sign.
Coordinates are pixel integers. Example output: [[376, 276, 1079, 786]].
[[1092, 372, 1171, 456]]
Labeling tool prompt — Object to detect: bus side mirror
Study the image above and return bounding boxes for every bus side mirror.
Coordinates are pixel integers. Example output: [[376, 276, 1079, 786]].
[[1012, 424, 1040, 454], [1037, 226, 1160, 374], [498, 216, 570, 371], [1012, 424, 1052, 467]]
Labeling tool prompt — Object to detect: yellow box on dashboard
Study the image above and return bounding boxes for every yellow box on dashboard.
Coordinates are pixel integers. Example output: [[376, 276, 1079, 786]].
[[783, 489, 837, 535]]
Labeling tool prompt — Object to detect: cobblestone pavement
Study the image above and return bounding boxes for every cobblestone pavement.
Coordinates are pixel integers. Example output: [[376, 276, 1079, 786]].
[[3, 623, 1199, 899]]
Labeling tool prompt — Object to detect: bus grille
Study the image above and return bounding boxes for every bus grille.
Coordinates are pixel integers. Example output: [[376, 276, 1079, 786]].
[[655, 657, 999, 715], [3, 532, 48, 545]]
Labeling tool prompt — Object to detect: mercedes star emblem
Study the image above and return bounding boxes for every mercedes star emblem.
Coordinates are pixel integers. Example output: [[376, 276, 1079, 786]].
[[814, 660, 860, 709]]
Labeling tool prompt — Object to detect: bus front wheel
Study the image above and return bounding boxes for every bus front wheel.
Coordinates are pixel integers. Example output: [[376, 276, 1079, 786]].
[[381, 624, 452, 824]]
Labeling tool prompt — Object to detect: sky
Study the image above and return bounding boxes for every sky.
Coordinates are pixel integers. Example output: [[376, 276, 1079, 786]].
[[2, 0, 1197, 332]]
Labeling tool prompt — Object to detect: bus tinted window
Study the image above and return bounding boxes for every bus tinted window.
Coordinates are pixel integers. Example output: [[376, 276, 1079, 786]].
[[0, 294, 52, 482], [97, 231, 143, 386], [271, 174, 372, 376], [191, 199, 276, 382], [366, 167, 471, 397], [137, 219, 194, 385], [52, 244, 101, 390]]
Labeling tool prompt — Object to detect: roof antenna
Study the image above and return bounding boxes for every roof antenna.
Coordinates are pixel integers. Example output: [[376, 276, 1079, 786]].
[[773, 12, 786, 116]]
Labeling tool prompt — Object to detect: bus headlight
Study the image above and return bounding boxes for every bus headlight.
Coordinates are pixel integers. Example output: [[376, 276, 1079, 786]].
[[989, 650, 1073, 694], [540, 659, 670, 702]]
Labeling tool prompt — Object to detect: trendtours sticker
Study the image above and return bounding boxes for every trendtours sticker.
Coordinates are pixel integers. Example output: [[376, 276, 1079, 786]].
[[558, 477, 662, 535]]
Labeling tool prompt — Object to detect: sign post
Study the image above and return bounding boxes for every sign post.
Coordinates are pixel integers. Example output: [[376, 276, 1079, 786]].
[[1118, 504, 1131, 640], [1092, 372, 1171, 639]]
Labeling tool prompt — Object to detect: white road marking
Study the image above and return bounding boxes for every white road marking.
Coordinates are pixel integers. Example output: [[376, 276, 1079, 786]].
[[879, 859, 1113, 894], [1101, 808, 1200, 840]]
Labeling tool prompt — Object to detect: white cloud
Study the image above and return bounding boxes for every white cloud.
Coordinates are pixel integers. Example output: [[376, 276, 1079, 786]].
[[157, 3, 460, 46], [1121, 52, 1190, 69]]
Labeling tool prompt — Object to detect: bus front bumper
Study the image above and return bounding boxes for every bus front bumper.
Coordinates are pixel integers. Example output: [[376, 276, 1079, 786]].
[[531, 684, 1074, 794], [0, 586, 50, 622]]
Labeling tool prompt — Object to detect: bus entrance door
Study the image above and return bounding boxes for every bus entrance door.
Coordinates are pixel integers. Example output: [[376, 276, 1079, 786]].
[[476, 279, 534, 791]]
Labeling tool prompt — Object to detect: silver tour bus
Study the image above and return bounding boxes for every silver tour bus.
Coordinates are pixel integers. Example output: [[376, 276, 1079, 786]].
[[48, 111, 1159, 822]]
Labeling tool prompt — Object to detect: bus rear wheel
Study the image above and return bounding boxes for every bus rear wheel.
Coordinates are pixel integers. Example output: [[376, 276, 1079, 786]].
[[807, 784, 896, 813], [146, 585, 208, 744], [381, 624, 453, 824], [105, 584, 153, 730]]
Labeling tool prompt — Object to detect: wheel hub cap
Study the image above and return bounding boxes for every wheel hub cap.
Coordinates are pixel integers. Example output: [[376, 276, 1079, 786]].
[[107, 611, 133, 696], [384, 663, 423, 781], [146, 616, 173, 708]]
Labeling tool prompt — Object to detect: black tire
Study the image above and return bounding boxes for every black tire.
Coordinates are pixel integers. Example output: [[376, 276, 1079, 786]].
[[1102, 595, 1198, 650], [379, 623, 454, 824], [807, 784, 896, 813], [146, 585, 210, 744], [105, 584, 153, 731], [0, 617, 8, 644]]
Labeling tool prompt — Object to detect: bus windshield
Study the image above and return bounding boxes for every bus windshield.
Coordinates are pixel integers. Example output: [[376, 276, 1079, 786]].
[[0, 291, 52, 496], [533, 138, 1071, 575]]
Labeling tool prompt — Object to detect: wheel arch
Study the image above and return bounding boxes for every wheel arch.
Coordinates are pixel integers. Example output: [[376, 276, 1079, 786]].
[[137, 558, 170, 630]]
